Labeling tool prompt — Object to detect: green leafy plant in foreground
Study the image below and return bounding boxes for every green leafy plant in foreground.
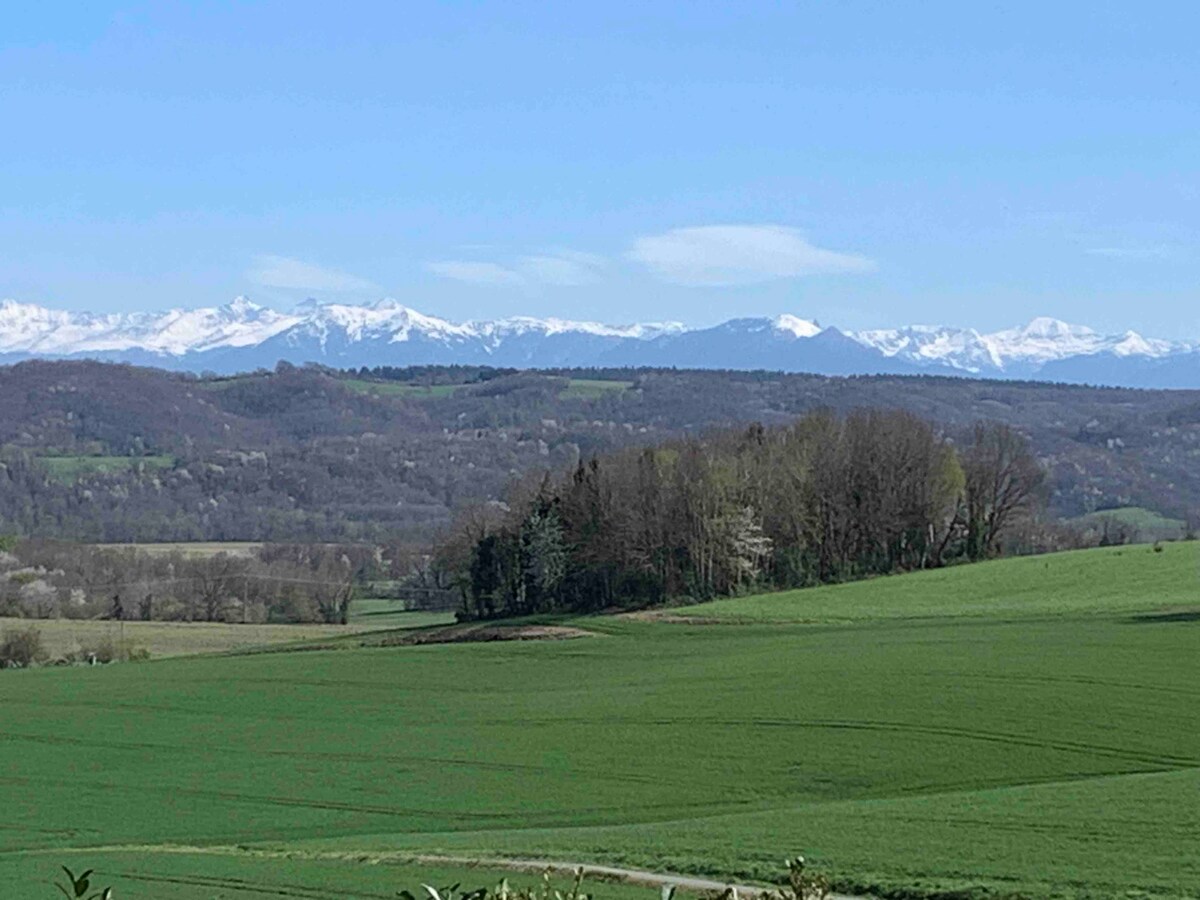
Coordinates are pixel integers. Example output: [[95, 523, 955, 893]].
[[772, 857, 831, 900], [54, 866, 113, 900], [397, 860, 830, 900], [401, 868, 593, 900]]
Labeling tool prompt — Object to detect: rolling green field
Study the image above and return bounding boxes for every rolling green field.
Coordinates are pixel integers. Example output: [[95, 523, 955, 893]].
[[666, 542, 1200, 623], [1, 544, 1198, 898]]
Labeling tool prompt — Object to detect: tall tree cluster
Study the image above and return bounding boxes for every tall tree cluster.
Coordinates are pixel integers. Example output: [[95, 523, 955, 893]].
[[445, 412, 1044, 619]]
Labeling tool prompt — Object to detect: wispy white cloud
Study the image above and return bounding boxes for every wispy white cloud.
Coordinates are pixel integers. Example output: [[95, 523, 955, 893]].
[[516, 250, 605, 286], [425, 260, 526, 286], [629, 225, 874, 286], [249, 255, 376, 292], [428, 250, 605, 288], [1085, 245, 1173, 261]]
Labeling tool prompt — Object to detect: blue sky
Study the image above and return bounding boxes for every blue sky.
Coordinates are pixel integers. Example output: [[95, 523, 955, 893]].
[[2, 2, 1198, 333]]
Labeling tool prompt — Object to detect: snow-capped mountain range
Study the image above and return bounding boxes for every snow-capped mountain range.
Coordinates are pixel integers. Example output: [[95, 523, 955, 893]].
[[1, 297, 1198, 389]]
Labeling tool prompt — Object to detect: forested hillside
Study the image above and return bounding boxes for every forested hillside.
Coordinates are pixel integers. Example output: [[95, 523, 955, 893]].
[[0, 359, 1198, 543], [447, 412, 1044, 617]]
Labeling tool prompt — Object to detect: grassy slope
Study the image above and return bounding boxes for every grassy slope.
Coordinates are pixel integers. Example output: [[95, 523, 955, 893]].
[[668, 542, 1200, 623], [1, 545, 1198, 898]]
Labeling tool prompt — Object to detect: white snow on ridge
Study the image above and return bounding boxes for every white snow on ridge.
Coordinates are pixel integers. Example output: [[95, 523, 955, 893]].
[[852, 325, 1001, 372], [473, 316, 687, 341], [0, 298, 1191, 374], [851, 316, 1189, 373], [0, 297, 300, 355], [310, 300, 474, 344], [772, 314, 822, 338]]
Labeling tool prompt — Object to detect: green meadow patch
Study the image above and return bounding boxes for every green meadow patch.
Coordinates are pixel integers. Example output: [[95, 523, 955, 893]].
[[36, 454, 175, 484], [1, 546, 1198, 898], [340, 378, 464, 398]]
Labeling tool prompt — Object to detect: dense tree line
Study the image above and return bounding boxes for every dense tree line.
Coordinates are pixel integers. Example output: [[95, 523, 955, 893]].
[[443, 412, 1045, 618]]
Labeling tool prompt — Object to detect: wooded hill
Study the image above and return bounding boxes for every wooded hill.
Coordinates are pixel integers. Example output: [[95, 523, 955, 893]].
[[445, 413, 1043, 617], [0, 359, 1197, 543]]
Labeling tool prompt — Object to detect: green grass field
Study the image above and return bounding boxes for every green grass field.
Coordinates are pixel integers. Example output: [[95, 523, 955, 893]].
[[2, 544, 1198, 898], [36, 454, 175, 484], [0, 851, 654, 900], [340, 378, 464, 398], [666, 542, 1200, 623]]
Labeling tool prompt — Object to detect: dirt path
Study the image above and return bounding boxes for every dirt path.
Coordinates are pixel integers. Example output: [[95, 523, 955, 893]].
[[409, 854, 867, 899], [28, 844, 868, 899]]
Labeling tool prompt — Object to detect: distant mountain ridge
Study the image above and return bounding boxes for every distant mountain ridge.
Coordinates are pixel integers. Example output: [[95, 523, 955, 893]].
[[0, 297, 1197, 387]]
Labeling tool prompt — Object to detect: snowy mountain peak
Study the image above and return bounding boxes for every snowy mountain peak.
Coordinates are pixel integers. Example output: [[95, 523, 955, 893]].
[[0, 298, 1194, 387], [773, 314, 822, 338], [221, 296, 264, 317], [1016, 316, 1094, 339]]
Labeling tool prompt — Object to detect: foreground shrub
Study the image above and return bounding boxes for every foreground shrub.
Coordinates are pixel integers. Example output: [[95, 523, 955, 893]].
[[0, 626, 47, 668], [770, 857, 830, 900], [401, 869, 593, 900], [54, 866, 112, 899]]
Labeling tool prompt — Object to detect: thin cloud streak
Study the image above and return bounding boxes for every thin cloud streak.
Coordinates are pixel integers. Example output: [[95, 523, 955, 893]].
[[249, 255, 376, 292], [517, 250, 604, 286], [629, 225, 874, 286], [427, 250, 605, 288], [426, 260, 526, 286]]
